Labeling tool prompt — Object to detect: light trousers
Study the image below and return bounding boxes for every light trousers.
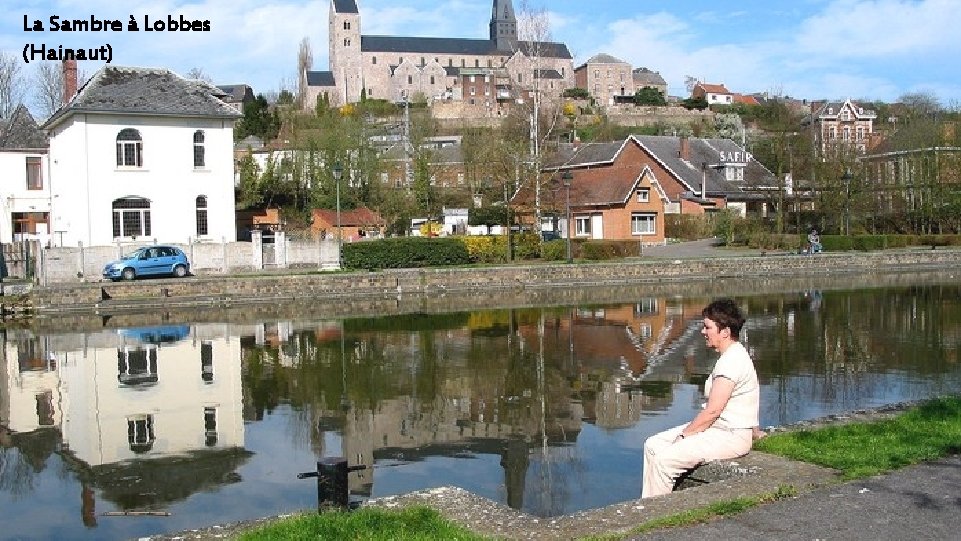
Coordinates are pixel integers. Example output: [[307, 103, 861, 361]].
[[642, 424, 752, 498]]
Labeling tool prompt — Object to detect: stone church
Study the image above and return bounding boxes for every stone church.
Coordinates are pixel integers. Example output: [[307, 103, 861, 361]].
[[305, 0, 575, 110]]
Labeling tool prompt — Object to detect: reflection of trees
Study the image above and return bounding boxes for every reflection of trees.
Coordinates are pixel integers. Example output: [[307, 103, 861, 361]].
[[0, 427, 60, 498], [745, 284, 961, 424]]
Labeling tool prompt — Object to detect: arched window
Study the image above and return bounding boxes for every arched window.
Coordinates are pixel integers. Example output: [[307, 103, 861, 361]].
[[196, 195, 208, 236], [116, 128, 143, 167], [193, 130, 205, 168], [112, 197, 151, 238]]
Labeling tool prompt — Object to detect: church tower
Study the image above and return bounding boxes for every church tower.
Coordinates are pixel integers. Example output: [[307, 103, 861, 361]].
[[329, 0, 362, 105], [490, 0, 517, 51]]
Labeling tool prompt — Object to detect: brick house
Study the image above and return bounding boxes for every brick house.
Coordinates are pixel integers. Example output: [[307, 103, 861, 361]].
[[514, 135, 778, 236], [632, 67, 668, 98], [691, 82, 733, 106], [311, 206, 385, 241], [804, 99, 878, 156], [574, 53, 635, 107], [514, 138, 668, 244], [631, 135, 779, 217]]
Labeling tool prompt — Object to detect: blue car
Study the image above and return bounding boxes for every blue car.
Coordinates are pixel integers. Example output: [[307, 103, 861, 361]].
[[103, 245, 190, 281]]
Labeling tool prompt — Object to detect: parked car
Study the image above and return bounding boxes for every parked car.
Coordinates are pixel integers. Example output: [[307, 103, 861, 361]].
[[103, 245, 190, 281]]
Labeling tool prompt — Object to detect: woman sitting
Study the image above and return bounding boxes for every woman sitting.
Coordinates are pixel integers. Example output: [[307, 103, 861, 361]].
[[641, 298, 761, 498]]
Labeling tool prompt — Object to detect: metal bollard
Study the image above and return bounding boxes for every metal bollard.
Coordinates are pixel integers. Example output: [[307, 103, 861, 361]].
[[297, 457, 367, 511]]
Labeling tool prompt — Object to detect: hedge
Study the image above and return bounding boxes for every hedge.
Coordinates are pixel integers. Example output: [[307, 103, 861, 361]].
[[341, 237, 471, 270]]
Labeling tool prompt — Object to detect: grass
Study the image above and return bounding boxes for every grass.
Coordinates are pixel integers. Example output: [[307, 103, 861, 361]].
[[755, 396, 961, 479], [236, 506, 490, 541], [585, 486, 799, 540]]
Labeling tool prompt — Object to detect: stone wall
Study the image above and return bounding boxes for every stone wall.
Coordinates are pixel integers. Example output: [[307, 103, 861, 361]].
[[24, 249, 961, 316], [33, 234, 340, 285]]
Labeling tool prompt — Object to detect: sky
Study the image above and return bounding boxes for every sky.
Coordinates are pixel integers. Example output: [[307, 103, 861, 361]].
[[4, 0, 961, 113]]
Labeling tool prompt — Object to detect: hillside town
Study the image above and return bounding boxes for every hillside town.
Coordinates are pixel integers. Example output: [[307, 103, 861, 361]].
[[0, 0, 958, 258]]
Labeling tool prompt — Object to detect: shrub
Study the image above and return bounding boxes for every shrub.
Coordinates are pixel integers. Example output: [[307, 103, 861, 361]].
[[581, 241, 616, 260], [541, 239, 567, 261], [513, 232, 542, 260], [342, 237, 471, 270], [461, 236, 507, 264], [666, 215, 715, 240]]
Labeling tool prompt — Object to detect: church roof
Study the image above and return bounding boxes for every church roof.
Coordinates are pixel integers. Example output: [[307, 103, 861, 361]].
[[306, 71, 336, 87], [361, 35, 571, 59], [332, 0, 359, 14]]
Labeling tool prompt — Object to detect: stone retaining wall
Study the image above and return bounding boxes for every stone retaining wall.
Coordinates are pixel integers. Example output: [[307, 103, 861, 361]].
[[23, 249, 961, 316]]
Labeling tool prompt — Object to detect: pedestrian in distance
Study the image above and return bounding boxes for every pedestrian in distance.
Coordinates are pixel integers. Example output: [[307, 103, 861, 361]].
[[641, 298, 762, 498]]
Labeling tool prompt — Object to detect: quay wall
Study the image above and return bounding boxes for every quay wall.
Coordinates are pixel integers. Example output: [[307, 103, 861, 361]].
[[21, 249, 961, 318]]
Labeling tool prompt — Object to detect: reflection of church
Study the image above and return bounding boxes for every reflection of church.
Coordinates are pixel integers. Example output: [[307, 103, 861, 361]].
[[1, 325, 247, 520]]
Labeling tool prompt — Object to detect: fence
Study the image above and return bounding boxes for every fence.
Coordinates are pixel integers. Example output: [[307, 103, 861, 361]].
[[1, 241, 40, 280], [32, 231, 341, 285]]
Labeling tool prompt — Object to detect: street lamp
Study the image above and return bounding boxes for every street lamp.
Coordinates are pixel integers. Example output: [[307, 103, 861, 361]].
[[842, 168, 853, 235], [562, 170, 573, 264], [333, 162, 343, 267]]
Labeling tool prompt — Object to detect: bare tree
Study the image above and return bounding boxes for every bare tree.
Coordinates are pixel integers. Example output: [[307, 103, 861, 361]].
[[512, 0, 566, 232], [297, 37, 313, 109], [0, 51, 26, 119], [185, 67, 213, 83], [33, 62, 63, 119]]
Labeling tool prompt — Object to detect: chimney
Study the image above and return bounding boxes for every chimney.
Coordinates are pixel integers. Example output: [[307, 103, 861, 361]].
[[678, 136, 690, 161], [62, 59, 78, 104]]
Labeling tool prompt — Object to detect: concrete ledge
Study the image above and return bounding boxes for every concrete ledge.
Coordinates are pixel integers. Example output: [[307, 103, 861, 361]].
[[366, 452, 839, 540]]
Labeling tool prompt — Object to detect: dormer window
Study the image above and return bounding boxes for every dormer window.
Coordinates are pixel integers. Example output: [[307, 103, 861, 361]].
[[725, 166, 744, 182]]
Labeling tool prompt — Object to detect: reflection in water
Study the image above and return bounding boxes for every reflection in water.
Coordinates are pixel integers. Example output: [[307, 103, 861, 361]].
[[2, 276, 961, 539]]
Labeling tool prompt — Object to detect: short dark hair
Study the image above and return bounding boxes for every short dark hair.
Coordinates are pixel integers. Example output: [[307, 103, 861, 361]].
[[702, 298, 745, 339]]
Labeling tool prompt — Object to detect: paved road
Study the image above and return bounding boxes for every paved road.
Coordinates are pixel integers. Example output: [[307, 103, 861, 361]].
[[642, 238, 764, 259], [636, 455, 961, 540]]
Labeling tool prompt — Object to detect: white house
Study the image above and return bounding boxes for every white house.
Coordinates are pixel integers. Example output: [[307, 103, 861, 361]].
[[42, 63, 242, 247], [0, 105, 51, 244]]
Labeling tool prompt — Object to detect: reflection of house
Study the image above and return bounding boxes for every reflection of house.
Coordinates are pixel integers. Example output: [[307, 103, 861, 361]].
[[0, 105, 51, 244]]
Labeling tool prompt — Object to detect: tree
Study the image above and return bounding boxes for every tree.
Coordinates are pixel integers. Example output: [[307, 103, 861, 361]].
[[510, 0, 568, 234], [634, 87, 666, 106], [277, 90, 295, 105], [185, 67, 213, 83], [236, 94, 280, 141], [562, 88, 590, 99], [297, 37, 313, 109], [33, 62, 63, 119], [0, 51, 26, 119], [680, 96, 708, 110]]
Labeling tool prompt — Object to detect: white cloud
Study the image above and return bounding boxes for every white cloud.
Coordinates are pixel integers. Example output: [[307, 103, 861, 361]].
[[795, 0, 961, 58]]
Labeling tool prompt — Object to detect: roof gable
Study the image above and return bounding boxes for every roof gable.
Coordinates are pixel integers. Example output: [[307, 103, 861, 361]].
[[695, 83, 731, 94], [0, 104, 48, 149]]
